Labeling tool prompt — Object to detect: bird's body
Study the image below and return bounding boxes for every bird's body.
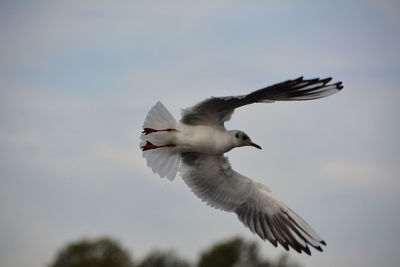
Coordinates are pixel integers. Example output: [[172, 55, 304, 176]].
[[140, 76, 343, 255], [174, 125, 235, 154]]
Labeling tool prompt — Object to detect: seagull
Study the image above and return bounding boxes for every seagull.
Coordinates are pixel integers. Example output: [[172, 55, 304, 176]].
[[140, 76, 343, 255]]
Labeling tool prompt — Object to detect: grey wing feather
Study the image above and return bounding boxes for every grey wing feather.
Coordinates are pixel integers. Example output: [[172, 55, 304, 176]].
[[181, 76, 343, 126], [180, 153, 326, 255]]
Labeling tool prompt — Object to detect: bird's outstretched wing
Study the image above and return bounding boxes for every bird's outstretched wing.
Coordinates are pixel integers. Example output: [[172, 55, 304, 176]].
[[180, 152, 326, 255], [181, 77, 343, 126]]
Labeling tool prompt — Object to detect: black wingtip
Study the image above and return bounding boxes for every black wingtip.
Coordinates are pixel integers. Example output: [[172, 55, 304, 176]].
[[282, 243, 289, 251], [321, 240, 327, 246], [314, 245, 323, 252], [321, 77, 333, 84], [303, 246, 311, 255], [336, 82, 344, 90]]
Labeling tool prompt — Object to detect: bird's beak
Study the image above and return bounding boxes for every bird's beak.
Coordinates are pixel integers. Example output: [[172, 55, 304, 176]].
[[249, 142, 262, 150]]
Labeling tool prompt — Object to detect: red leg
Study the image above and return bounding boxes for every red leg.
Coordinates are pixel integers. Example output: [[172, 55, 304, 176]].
[[142, 128, 157, 135], [142, 128, 177, 135], [141, 141, 176, 151], [141, 141, 158, 151]]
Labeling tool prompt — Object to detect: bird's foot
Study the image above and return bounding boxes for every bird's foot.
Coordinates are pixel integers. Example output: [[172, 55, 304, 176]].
[[141, 141, 176, 151], [142, 128, 178, 135]]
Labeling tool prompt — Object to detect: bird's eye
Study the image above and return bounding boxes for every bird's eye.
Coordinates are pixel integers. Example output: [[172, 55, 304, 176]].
[[243, 136, 248, 140], [235, 133, 239, 138]]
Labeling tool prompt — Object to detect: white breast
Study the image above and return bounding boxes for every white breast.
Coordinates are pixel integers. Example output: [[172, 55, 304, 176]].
[[175, 124, 233, 154]]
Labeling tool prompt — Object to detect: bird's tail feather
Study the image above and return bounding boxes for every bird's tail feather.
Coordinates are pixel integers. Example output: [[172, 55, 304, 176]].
[[140, 102, 180, 180]]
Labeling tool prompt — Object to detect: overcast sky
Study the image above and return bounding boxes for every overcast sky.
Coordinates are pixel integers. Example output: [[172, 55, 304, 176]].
[[1, 1, 399, 267]]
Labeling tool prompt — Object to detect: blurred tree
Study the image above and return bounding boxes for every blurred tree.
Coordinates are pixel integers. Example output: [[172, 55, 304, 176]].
[[48, 236, 301, 267], [137, 250, 191, 267], [197, 237, 272, 267], [48, 237, 133, 267], [275, 253, 302, 267]]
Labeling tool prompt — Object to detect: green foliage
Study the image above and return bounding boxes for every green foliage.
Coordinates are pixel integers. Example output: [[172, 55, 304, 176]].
[[48, 236, 301, 267], [197, 237, 272, 267], [48, 237, 133, 267], [137, 250, 191, 267], [275, 254, 302, 267]]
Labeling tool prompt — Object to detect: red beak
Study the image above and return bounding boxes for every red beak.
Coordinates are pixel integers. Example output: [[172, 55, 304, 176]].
[[249, 142, 262, 149]]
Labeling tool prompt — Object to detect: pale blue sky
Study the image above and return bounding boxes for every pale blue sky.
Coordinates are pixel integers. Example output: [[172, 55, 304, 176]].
[[1, 1, 399, 267]]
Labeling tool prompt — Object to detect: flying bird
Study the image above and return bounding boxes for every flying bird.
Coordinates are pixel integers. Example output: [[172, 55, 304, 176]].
[[140, 76, 343, 255]]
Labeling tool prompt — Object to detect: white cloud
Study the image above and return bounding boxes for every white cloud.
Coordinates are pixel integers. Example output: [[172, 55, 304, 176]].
[[317, 159, 400, 197]]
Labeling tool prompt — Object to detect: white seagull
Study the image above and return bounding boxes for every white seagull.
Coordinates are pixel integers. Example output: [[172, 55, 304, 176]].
[[140, 76, 343, 255]]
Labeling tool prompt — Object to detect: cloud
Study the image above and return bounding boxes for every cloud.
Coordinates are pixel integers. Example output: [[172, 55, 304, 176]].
[[317, 159, 400, 197]]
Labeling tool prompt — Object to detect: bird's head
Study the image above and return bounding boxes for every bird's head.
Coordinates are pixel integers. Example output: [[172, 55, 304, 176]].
[[230, 130, 262, 150]]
